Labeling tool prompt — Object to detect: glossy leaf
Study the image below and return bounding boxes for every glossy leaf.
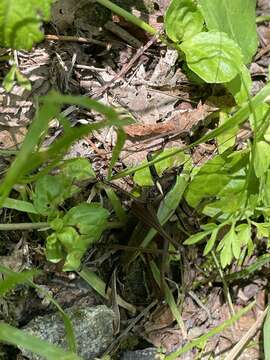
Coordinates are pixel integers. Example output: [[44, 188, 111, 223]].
[[0, 0, 54, 50], [254, 141, 270, 178], [180, 31, 243, 83], [198, 0, 257, 64], [165, 0, 204, 42]]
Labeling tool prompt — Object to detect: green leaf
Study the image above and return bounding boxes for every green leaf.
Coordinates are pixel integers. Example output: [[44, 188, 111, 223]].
[[0, 0, 54, 50], [216, 112, 237, 154], [220, 234, 232, 268], [46, 233, 64, 264], [3, 197, 38, 214], [179, 31, 243, 83], [225, 65, 252, 105], [108, 128, 126, 180], [235, 223, 251, 246], [3, 65, 16, 92], [0, 269, 39, 296], [254, 141, 270, 178], [183, 230, 209, 245], [61, 158, 96, 182], [15, 68, 31, 91], [264, 305, 270, 360], [198, 0, 257, 64], [63, 203, 109, 239], [0, 323, 82, 360], [231, 227, 241, 259], [134, 148, 187, 186], [165, 0, 204, 42], [254, 222, 270, 239], [33, 175, 74, 216], [203, 227, 218, 255]]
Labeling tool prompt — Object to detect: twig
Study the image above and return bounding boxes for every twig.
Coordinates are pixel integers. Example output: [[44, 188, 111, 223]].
[[44, 34, 109, 48]]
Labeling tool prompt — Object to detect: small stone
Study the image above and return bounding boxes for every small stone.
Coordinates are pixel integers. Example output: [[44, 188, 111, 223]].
[[21, 305, 115, 360], [121, 348, 160, 360]]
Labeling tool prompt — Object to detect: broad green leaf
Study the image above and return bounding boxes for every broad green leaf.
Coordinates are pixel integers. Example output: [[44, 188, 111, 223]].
[[63, 203, 109, 239], [0, 269, 39, 296], [198, 0, 257, 64], [0, 0, 54, 50], [254, 141, 270, 178], [254, 222, 270, 239], [165, 0, 204, 42], [61, 158, 96, 182], [203, 228, 218, 255], [33, 175, 74, 216], [179, 31, 243, 83], [225, 65, 252, 105], [0, 323, 82, 360], [264, 305, 270, 360], [108, 128, 126, 180], [134, 148, 187, 186], [46, 233, 64, 264], [184, 230, 209, 245]]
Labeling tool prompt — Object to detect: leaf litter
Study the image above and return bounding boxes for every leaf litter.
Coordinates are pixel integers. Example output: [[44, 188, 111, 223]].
[[0, 0, 270, 359]]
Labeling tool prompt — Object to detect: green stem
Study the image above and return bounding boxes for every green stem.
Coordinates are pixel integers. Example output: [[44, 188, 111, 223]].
[[0, 222, 49, 230], [96, 0, 157, 35], [211, 251, 235, 317], [256, 15, 270, 23]]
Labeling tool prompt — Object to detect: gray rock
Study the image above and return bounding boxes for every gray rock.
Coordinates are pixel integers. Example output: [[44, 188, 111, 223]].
[[21, 305, 115, 360], [121, 348, 159, 360]]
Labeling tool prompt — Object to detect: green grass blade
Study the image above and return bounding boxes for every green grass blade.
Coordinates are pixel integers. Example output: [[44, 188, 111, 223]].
[[104, 187, 127, 224], [165, 301, 255, 359], [150, 261, 187, 338], [0, 323, 82, 360], [108, 128, 126, 180], [264, 305, 270, 360], [0, 100, 61, 206], [78, 266, 136, 315]]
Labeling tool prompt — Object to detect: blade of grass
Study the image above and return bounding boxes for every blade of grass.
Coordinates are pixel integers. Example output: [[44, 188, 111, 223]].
[[112, 81, 270, 180], [3, 197, 38, 214], [0, 100, 61, 206], [165, 301, 255, 359], [78, 266, 136, 315], [150, 260, 187, 338], [103, 186, 127, 224], [108, 128, 126, 180], [0, 323, 82, 360]]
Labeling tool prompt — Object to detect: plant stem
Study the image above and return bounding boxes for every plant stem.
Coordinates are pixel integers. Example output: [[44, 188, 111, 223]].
[[211, 250, 235, 317], [96, 0, 157, 35], [256, 15, 270, 23], [0, 222, 49, 230]]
